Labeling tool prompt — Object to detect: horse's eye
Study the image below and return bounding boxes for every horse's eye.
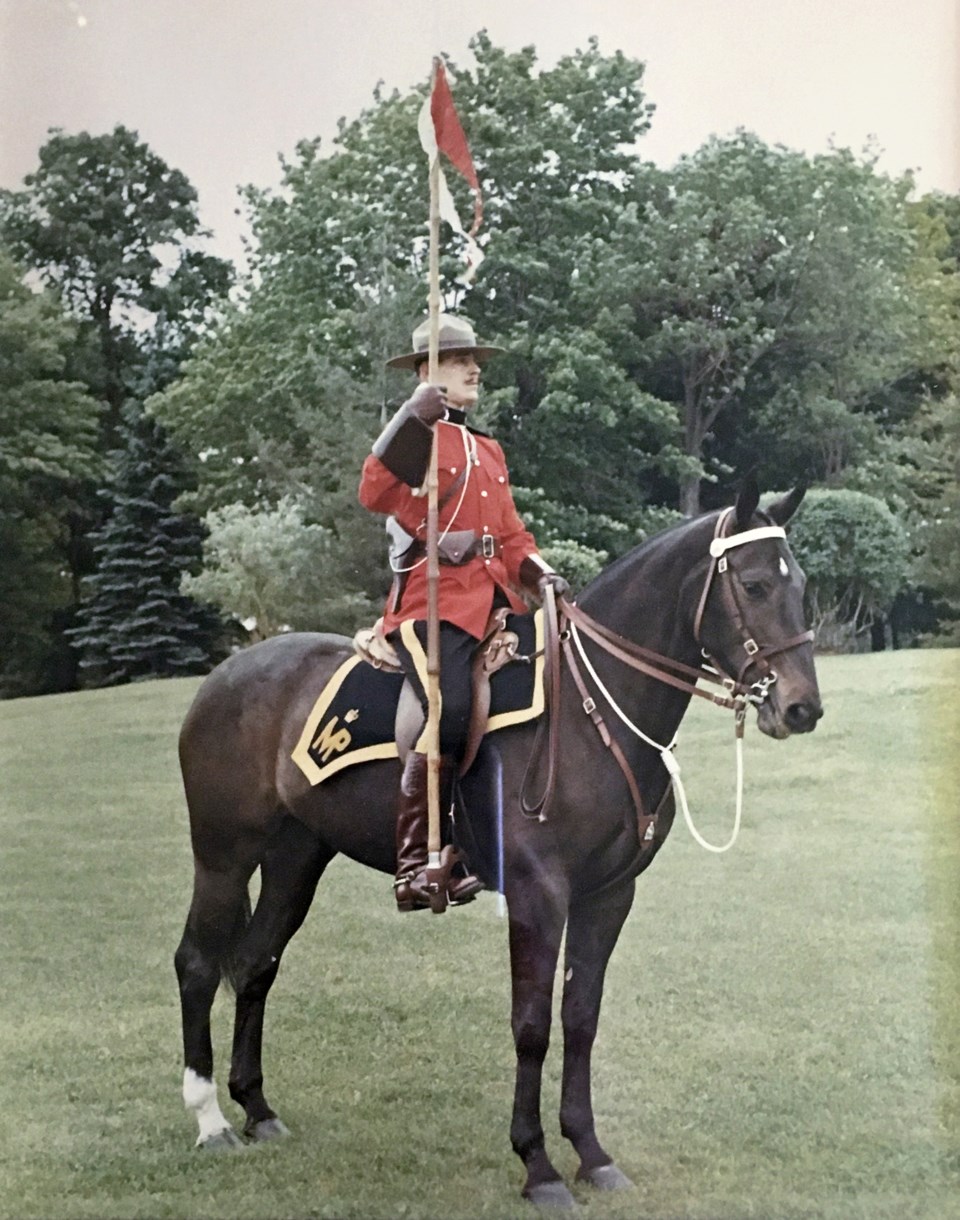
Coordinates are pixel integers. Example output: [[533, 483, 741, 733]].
[[741, 581, 766, 600]]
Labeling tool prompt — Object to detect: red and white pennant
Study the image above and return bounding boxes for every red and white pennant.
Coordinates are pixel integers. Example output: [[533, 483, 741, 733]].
[[418, 60, 485, 282]]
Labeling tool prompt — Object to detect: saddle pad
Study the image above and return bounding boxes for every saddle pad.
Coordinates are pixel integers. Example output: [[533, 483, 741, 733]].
[[292, 610, 544, 785]]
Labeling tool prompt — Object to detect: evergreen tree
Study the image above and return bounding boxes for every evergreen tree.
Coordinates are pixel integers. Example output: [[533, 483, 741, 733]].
[[69, 404, 222, 686]]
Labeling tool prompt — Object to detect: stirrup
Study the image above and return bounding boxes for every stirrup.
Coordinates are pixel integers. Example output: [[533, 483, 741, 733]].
[[448, 873, 484, 905]]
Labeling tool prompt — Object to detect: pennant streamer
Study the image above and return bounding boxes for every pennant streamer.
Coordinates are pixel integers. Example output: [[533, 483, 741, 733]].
[[418, 61, 485, 282]]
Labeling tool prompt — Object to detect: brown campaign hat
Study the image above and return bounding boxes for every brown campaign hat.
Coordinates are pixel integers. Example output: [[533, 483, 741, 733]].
[[385, 314, 503, 370]]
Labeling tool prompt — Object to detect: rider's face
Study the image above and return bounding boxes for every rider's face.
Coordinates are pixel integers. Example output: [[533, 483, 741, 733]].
[[419, 351, 481, 409]]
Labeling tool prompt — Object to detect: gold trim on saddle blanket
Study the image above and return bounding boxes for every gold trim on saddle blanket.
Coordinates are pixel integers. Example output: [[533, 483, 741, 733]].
[[291, 655, 398, 785], [291, 610, 545, 786]]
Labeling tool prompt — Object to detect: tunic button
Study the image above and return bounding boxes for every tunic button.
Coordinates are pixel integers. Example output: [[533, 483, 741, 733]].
[[450, 466, 457, 474], [485, 559, 491, 565], [498, 476, 505, 483], [481, 490, 488, 497], [482, 525, 489, 533]]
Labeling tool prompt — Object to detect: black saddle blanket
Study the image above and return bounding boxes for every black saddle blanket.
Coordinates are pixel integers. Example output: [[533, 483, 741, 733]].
[[292, 610, 543, 786]]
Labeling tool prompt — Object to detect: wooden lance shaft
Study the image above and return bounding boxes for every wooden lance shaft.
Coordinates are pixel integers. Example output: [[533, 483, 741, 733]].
[[424, 66, 443, 879]]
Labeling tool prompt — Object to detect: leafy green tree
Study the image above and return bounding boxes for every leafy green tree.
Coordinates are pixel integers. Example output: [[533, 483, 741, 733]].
[[0, 125, 232, 415], [908, 394, 960, 641], [583, 135, 929, 514], [0, 127, 234, 692], [184, 497, 378, 639], [0, 249, 101, 694], [785, 488, 910, 649], [68, 405, 223, 686]]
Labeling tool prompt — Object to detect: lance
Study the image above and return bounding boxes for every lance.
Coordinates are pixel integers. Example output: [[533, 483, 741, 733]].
[[418, 54, 484, 912], [423, 57, 445, 913]]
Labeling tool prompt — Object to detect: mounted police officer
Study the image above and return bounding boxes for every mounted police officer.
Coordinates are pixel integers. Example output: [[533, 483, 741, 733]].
[[359, 314, 569, 912]]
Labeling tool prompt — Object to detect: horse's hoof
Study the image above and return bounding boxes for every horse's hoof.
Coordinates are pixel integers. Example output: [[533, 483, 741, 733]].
[[197, 1126, 244, 1151], [245, 1117, 290, 1143], [524, 1180, 580, 1210], [575, 1162, 634, 1191]]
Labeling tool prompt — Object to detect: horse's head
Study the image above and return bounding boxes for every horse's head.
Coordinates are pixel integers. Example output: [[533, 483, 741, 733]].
[[693, 479, 823, 739]]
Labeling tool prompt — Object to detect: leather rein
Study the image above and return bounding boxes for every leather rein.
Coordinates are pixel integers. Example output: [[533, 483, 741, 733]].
[[520, 508, 815, 847]]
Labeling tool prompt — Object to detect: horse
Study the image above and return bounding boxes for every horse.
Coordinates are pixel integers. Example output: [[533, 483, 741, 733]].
[[174, 480, 822, 1208]]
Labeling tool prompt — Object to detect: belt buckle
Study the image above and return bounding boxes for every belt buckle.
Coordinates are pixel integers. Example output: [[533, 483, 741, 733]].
[[481, 534, 495, 559]]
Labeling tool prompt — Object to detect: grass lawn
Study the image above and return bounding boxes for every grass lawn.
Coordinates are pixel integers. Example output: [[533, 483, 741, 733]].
[[0, 649, 957, 1219]]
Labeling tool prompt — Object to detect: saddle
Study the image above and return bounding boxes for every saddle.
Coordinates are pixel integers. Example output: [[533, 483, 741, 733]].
[[353, 609, 522, 775]]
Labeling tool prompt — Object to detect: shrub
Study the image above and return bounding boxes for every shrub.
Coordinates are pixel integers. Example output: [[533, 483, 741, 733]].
[[777, 488, 909, 650]]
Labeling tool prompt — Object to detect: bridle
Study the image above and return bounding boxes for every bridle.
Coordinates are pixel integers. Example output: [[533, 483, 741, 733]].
[[520, 508, 815, 855], [693, 506, 815, 694]]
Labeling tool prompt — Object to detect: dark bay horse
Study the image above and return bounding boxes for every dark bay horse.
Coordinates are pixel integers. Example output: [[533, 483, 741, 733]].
[[174, 481, 822, 1208]]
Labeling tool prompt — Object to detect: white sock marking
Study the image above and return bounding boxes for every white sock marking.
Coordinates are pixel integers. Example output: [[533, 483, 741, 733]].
[[183, 1068, 231, 1144]]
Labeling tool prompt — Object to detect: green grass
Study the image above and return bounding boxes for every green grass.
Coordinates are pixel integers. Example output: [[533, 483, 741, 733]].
[[0, 651, 958, 1219]]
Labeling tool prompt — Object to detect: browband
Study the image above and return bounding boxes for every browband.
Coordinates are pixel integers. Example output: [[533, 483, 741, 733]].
[[709, 525, 786, 558]]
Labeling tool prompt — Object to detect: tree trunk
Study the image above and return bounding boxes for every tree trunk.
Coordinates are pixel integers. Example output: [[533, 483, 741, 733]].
[[681, 377, 703, 517], [679, 471, 701, 518]]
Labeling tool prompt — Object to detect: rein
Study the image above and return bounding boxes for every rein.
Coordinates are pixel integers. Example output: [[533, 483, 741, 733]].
[[519, 510, 814, 856]]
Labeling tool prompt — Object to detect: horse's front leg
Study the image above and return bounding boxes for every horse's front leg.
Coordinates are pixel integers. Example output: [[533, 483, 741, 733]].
[[560, 880, 636, 1192], [506, 862, 571, 1207]]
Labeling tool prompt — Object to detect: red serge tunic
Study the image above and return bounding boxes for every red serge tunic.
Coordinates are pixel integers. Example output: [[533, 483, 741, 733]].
[[358, 418, 540, 640]]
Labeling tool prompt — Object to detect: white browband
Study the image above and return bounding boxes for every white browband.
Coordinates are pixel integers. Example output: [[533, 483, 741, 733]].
[[709, 525, 786, 558]]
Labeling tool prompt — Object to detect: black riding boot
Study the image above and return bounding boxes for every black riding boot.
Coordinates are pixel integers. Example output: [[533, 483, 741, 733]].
[[393, 753, 482, 912]]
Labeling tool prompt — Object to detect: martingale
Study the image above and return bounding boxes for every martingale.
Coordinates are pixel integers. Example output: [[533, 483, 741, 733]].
[[292, 610, 544, 785]]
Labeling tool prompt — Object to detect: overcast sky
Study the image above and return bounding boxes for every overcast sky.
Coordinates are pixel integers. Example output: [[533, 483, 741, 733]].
[[2, 0, 957, 267]]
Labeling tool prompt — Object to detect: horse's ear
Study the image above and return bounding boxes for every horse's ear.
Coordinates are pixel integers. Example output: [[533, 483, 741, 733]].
[[734, 474, 760, 531], [766, 483, 807, 526]]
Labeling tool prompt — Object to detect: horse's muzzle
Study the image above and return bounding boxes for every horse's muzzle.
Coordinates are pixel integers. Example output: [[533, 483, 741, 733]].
[[757, 695, 823, 739]]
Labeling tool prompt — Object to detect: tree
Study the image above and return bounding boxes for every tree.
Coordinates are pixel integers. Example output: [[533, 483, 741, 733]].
[[582, 134, 929, 514], [0, 125, 232, 417], [909, 394, 960, 642], [0, 248, 101, 694], [184, 497, 378, 639], [68, 405, 223, 686], [0, 127, 233, 693], [785, 488, 910, 649]]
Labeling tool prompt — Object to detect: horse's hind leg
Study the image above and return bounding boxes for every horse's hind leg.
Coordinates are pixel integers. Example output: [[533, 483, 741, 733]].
[[175, 843, 260, 1149], [227, 815, 336, 1141], [560, 882, 636, 1192]]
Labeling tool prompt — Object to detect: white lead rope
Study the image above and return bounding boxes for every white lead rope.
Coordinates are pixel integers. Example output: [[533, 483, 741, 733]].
[[661, 731, 744, 854], [570, 622, 744, 855]]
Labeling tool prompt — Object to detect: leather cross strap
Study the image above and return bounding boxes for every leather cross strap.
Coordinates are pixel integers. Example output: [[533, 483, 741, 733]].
[[562, 601, 743, 709], [522, 590, 678, 839], [560, 627, 655, 846]]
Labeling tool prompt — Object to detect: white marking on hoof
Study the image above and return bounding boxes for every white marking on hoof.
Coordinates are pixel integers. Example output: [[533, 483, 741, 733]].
[[577, 1162, 634, 1191], [183, 1068, 232, 1145]]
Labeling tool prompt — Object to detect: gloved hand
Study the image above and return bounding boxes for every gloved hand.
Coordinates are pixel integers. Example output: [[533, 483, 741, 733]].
[[406, 383, 448, 425], [538, 571, 570, 600]]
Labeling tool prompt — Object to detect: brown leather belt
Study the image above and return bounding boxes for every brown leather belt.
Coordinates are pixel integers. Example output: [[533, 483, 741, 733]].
[[437, 530, 502, 564]]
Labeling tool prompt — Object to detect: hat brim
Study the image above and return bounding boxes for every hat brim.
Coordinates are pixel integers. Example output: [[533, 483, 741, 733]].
[[385, 343, 504, 371]]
